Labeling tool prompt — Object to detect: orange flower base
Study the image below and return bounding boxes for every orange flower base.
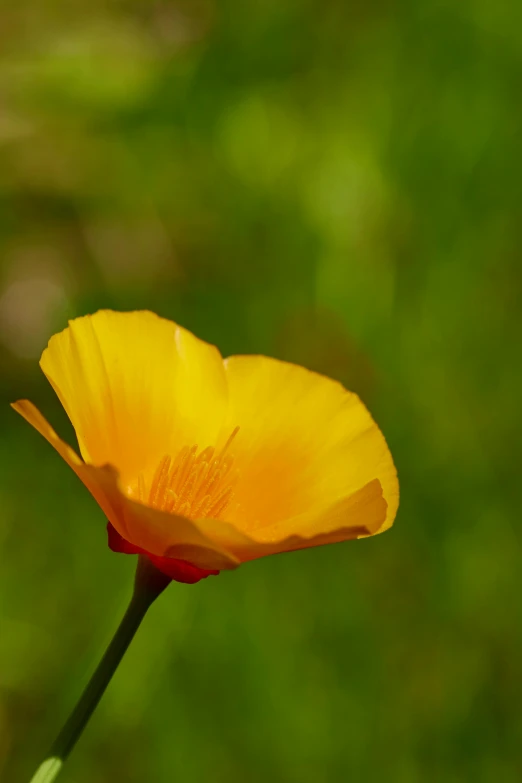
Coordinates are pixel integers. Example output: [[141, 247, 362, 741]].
[[107, 522, 219, 584]]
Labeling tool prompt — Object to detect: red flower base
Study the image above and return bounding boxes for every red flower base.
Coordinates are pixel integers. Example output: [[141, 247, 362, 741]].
[[107, 523, 219, 584]]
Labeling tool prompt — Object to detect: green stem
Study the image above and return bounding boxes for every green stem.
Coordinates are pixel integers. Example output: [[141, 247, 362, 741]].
[[28, 556, 171, 783]]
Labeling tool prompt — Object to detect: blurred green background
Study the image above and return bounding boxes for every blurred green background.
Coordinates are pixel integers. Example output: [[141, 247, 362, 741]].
[[1, 1, 521, 781]]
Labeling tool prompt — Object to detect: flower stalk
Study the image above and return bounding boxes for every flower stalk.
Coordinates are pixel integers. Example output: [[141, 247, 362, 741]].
[[29, 557, 170, 783]]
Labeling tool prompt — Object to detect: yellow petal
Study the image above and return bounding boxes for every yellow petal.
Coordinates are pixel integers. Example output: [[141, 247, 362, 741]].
[[251, 478, 387, 546], [11, 400, 239, 570], [195, 478, 387, 563], [39, 310, 227, 487], [220, 355, 398, 535]]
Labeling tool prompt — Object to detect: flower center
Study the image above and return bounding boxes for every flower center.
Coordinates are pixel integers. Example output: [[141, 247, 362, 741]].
[[133, 427, 240, 520]]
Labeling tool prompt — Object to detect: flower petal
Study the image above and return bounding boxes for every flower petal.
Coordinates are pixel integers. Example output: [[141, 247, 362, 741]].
[[194, 479, 387, 562], [220, 355, 398, 535], [39, 310, 228, 487], [11, 400, 239, 571]]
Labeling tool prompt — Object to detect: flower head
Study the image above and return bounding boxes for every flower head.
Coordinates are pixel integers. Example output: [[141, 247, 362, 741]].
[[12, 310, 398, 583]]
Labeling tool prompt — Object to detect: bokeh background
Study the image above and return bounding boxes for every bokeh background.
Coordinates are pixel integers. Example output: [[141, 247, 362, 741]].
[[1, 1, 521, 781]]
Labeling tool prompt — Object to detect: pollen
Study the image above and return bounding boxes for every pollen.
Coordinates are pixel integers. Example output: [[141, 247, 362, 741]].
[[133, 427, 240, 521]]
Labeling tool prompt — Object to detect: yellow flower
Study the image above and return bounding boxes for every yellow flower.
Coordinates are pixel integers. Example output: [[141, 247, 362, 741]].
[[12, 310, 398, 583]]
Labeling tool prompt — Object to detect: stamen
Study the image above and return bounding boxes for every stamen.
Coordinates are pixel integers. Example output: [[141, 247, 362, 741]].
[[207, 485, 234, 518], [219, 426, 240, 457], [137, 427, 240, 522], [192, 463, 216, 502], [192, 494, 211, 517], [150, 455, 171, 507], [137, 473, 146, 502], [164, 490, 177, 513], [175, 445, 198, 495], [195, 446, 214, 465]]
